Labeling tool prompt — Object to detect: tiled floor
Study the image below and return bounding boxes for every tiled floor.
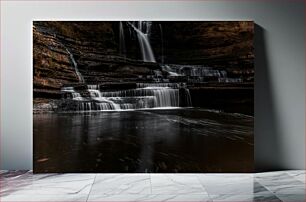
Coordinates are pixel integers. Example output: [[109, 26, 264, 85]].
[[0, 170, 305, 201]]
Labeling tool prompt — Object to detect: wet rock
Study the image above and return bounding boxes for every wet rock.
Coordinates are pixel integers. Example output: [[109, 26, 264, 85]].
[[33, 21, 254, 114], [33, 98, 58, 113]]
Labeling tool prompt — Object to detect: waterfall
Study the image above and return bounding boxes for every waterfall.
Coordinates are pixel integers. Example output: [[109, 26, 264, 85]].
[[119, 21, 126, 59], [159, 24, 164, 64], [65, 48, 85, 83], [159, 64, 242, 83], [60, 83, 192, 111], [61, 87, 83, 101], [136, 83, 183, 88], [87, 84, 120, 110], [218, 78, 242, 83], [98, 87, 179, 108], [185, 89, 193, 106], [128, 22, 156, 63], [161, 64, 227, 78]]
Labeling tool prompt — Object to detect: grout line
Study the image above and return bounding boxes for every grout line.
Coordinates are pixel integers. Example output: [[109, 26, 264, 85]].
[[86, 173, 97, 202], [195, 174, 213, 201], [255, 180, 277, 195], [149, 174, 153, 194], [254, 180, 283, 201]]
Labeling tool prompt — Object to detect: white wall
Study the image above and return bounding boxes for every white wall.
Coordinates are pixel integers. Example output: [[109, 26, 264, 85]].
[[1, 0, 304, 170]]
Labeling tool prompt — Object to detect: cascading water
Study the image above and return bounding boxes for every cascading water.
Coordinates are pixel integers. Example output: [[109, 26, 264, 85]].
[[60, 83, 192, 111], [65, 48, 85, 83], [185, 89, 192, 107], [136, 83, 182, 88], [87, 85, 121, 110], [61, 87, 83, 101], [159, 24, 164, 64], [119, 21, 126, 59], [128, 21, 156, 63], [59, 22, 193, 112], [160, 64, 242, 83], [161, 64, 227, 78]]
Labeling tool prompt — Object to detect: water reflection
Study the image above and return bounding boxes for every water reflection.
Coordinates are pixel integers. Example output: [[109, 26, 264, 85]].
[[34, 108, 253, 173]]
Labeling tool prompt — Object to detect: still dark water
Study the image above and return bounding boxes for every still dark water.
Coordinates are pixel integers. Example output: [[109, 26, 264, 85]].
[[34, 108, 253, 173]]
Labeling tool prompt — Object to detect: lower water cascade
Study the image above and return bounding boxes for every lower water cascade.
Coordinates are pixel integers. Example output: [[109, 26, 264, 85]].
[[61, 83, 192, 111]]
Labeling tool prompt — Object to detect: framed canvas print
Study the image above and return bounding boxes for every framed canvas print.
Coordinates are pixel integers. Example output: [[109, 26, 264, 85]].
[[33, 21, 254, 173]]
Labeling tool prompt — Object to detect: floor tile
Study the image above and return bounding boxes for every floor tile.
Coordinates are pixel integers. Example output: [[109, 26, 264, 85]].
[[210, 194, 253, 201], [256, 173, 305, 195], [253, 181, 268, 193], [150, 174, 207, 195], [1, 170, 306, 202], [90, 174, 151, 195], [253, 194, 282, 202], [88, 194, 211, 202], [0, 194, 88, 202], [252, 182, 282, 201], [197, 174, 254, 195], [275, 194, 305, 202], [254, 181, 275, 195], [286, 170, 305, 183], [255, 170, 292, 177], [144, 194, 211, 202], [1, 173, 96, 196], [211, 194, 282, 202], [0, 171, 39, 196]]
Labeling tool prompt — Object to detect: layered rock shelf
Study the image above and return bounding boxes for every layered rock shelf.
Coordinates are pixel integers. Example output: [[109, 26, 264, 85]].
[[33, 21, 254, 115]]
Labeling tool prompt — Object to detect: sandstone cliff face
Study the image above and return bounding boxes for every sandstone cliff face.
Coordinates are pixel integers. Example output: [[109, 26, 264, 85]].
[[33, 21, 254, 113], [33, 21, 254, 82], [33, 22, 161, 88], [151, 21, 254, 79], [158, 22, 253, 65], [33, 26, 79, 99]]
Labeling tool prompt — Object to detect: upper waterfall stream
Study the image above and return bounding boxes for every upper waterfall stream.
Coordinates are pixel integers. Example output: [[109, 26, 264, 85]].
[[65, 48, 85, 83], [127, 21, 156, 63]]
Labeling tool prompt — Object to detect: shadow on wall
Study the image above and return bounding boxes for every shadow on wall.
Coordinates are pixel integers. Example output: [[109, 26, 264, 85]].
[[254, 24, 285, 172]]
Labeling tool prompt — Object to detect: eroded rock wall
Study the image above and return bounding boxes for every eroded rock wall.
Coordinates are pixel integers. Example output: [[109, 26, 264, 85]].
[[33, 21, 254, 114]]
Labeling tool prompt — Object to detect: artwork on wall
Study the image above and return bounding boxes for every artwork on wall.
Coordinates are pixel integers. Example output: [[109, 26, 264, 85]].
[[33, 21, 254, 173]]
